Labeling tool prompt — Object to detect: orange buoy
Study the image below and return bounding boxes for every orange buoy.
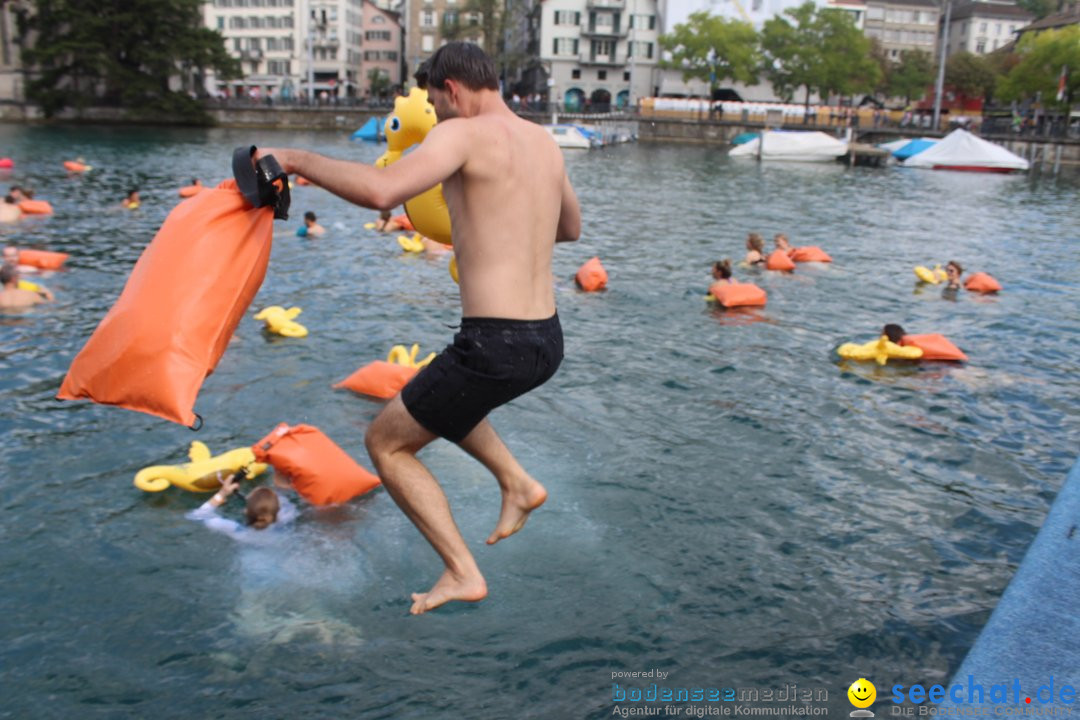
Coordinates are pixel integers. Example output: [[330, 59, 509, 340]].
[[17, 248, 68, 269], [57, 179, 275, 426], [18, 199, 54, 215], [964, 272, 1002, 294], [392, 213, 415, 232], [178, 185, 203, 198], [765, 249, 795, 271], [901, 334, 968, 362], [790, 246, 832, 263], [709, 281, 767, 308], [334, 360, 417, 400], [575, 256, 608, 292], [253, 423, 381, 506], [63, 160, 90, 173], [0, 158, 14, 169]]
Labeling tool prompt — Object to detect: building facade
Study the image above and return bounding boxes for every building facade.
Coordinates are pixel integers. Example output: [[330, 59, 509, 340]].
[[403, 0, 488, 82], [360, 0, 403, 97], [945, 0, 1032, 57], [863, 0, 939, 60], [0, 2, 22, 103], [202, 0, 366, 100], [537, 0, 661, 110]]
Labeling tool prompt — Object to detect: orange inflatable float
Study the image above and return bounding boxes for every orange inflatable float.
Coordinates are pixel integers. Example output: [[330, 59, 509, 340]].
[[295, 176, 313, 186], [63, 160, 90, 173], [57, 148, 290, 426], [392, 213, 415, 232], [253, 423, 381, 506], [709, 281, 767, 308], [964, 272, 1002, 294], [901, 334, 968, 362], [790, 246, 832, 263], [335, 360, 417, 400], [0, 158, 13, 169], [19, 200, 54, 215], [178, 184, 203, 198], [17, 248, 68, 270], [765, 249, 795, 271], [575, 256, 608, 292]]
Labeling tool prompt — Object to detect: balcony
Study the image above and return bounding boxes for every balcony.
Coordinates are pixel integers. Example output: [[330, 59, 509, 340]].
[[586, 0, 624, 8], [579, 52, 622, 66], [581, 23, 626, 38], [240, 49, 263, 60]]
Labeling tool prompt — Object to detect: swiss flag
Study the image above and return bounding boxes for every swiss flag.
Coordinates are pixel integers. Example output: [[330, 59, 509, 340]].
[[1057, 65, 1068, 102]]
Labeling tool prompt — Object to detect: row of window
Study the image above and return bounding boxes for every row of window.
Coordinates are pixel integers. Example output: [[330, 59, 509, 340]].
[[419, 10, 481, 27], [267, 60, 291, 74], [865, 28, 935, 44], [365, 30, 392, 40], [222, 15, 294, 29], [363, 50, 398, 60], [552, 38, 654, 59], [568, 69, 633, 82], [959, 21, 1019, 36], [214, 0, 294, 7], [866, 8, 937, 24], [232, 36, 294, 51]]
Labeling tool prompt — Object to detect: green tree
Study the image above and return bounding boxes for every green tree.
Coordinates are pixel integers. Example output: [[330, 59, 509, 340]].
[[945, 51, 998, 100], [368, 68, 391, 98], [997, 26, 1080, 108], [889, 49, 935, 104], [15, 0, 240, 120], [659, 10, 760, 97], [759, 2, 879, 106], [1015, 0, 1058, 20]]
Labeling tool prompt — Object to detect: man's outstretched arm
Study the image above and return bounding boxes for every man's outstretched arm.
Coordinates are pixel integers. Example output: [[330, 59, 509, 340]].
[[258, 121, 468, 211], [555, 172, 580, 243]]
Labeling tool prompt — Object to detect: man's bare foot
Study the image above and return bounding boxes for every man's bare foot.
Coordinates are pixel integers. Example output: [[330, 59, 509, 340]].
[[410, 568, 488, 615], [486, 479, 547, 545]]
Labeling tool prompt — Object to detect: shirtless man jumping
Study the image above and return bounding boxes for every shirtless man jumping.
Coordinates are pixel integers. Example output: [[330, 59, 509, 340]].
[[259, 42, 581, 614]]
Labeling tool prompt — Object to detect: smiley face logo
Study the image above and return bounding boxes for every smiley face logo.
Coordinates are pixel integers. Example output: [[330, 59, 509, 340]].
[[848, 678, 876, 709]]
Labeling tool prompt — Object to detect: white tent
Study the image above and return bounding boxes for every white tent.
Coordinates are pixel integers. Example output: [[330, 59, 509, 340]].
[[902, 129, 1029, 172], [729, 130, 848, 162]]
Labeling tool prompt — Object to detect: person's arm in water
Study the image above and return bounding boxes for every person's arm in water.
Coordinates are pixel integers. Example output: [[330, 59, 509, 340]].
[[186, 473, 244, 537], [555, 172, 581, 243], [258, 121, 469, 211]]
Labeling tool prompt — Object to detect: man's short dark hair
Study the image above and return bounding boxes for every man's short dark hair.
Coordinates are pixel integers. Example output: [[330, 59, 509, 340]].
[[304, 211, 316, 222], [414, 42, 498, 92], [1, 264, 17, 285]]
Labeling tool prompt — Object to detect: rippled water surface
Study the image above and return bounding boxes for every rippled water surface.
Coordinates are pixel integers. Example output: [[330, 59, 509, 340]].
[[1, 124, 1078, 719]]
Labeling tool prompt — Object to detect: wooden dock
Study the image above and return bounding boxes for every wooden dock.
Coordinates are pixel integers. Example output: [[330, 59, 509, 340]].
[[846, 143, 891, 167]]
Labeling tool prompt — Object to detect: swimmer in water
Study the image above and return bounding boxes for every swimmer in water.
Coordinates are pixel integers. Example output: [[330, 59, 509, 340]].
[[744, 233, 765, 265], [187, 472, 297, 540], [711, 258, 734, 284]]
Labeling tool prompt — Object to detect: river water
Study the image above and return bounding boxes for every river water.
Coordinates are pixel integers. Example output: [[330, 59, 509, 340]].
[[1, 124, 1077, 719]]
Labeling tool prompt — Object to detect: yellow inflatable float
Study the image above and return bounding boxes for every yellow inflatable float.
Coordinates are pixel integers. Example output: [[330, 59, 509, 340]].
[[914, 265, 948, 284], [134, 441, 268, 493], [254, 305, 308, 337], [376, 87, 452, 246], [397, 233, 425, 253], [837, 335, 924, 365], [387, 342, 436, 369]]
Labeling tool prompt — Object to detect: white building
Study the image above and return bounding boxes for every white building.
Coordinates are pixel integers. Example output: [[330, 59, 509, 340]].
[[863, 0, 940, 61], [944, 0, 1032, 57], [538, 0, 661, 111], [202, 0, 366, 100]]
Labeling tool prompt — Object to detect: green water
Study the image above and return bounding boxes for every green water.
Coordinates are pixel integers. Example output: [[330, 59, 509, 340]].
[[1, 124, 1078, 719]]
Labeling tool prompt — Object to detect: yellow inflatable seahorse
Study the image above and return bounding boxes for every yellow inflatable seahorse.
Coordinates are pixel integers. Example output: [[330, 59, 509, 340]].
[[254, 306, 308, 338], [914, 265, 948, 284], [376, 87, 452, 246], [387, 343, 436, 369], [397, 233, 425, 253], [134, 441, 268, 493], [837, 335, 924, 366]]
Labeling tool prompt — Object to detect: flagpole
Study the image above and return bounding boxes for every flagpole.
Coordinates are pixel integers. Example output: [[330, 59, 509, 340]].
[[932, 0, 952, 131]]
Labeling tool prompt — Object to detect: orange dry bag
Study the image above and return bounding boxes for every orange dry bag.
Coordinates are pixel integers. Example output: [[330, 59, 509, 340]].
[[709, 281, 767, 308], [178, 185, 203, 198], [766, 249, 795, 271], [253, 423, 381, 506], [334, 360, 417, 400], [575, 256, 608, 292], [964, 272, 1002, 294], [58, 147, 290, 426], [392, 213, 415, 232], [17, 248, 68, 269], [18, 200, 54, 215], [901, 334, 968, 362], [790, 246, 832, 263]]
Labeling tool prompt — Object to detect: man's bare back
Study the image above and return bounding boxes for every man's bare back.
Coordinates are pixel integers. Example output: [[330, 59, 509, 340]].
[[440, 112, 566, 319], [0, 287, 45, 310]]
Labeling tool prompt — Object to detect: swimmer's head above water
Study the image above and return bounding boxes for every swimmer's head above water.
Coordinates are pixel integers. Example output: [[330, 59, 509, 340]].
[[214, 473, 281, 530]]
